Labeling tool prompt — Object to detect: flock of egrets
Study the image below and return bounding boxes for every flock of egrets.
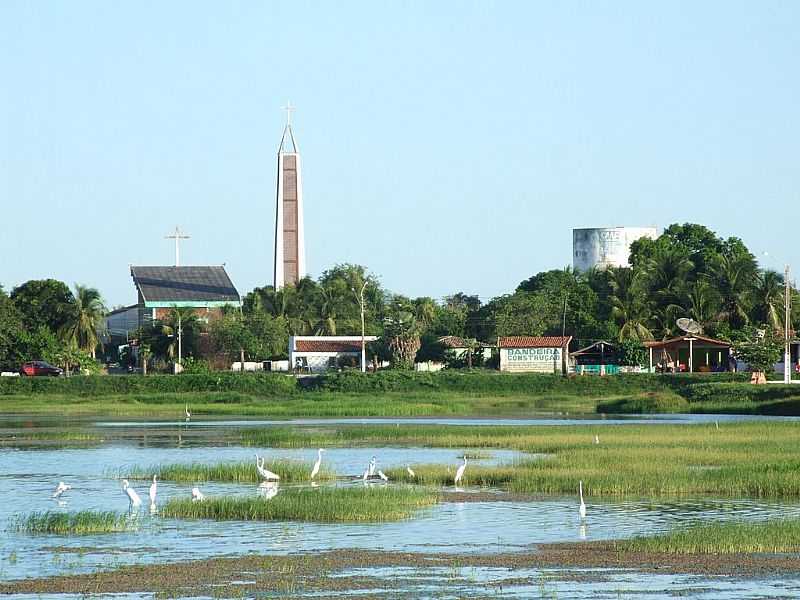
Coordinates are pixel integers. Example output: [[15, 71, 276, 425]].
[[50, 446, 588, 521]]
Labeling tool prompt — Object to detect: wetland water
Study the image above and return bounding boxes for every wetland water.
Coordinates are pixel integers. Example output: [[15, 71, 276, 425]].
[[2, 416, 800, 598]]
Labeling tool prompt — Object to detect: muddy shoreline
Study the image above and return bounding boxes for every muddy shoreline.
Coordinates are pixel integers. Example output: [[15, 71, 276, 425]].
[[3, 543, 800, 595]]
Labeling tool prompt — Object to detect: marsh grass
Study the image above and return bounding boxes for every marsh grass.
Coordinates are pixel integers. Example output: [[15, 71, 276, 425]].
[[161, 486, 439, 522], [12, 511, 132, 535], [126, 460, 334, 484], [616, 519, 800, 554], [252, 422, 800, 498]]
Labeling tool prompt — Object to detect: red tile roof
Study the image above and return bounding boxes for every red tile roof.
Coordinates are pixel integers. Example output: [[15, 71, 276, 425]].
[[295, 340, 362, 353], [498, 336, 572, 349]]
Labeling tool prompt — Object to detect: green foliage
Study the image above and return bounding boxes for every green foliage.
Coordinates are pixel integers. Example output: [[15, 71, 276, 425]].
[[733, 329, 784, 373], [180, 357, 212, 374], [127, 459, 334, 483], [12, 511, 132, 535], [616, 519, 800, 554], [59, 284, 106, 358], [10, 279, 75, 333], [618, 340, 647, 366], [161, 487, 440, 523], [0, 372, 298, 396]]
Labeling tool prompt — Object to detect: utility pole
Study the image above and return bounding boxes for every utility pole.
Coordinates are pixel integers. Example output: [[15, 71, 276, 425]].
[[176, 310, 183, 375], [353, 281, 369, 373], [785, 265, 792, 385]]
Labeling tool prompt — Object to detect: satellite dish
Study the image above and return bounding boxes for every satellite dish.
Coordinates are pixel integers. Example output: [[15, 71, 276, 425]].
[[676, 318, 703, 335]]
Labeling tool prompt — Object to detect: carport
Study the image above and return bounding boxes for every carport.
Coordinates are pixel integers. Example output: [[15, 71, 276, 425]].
[[644, 335, 732, 373]]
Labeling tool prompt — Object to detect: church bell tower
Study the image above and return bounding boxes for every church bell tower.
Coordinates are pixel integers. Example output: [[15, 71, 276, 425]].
[[273, 103, 306, 289]]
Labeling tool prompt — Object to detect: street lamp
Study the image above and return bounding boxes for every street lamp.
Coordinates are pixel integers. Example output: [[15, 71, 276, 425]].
[[352, 281, 368, 373]]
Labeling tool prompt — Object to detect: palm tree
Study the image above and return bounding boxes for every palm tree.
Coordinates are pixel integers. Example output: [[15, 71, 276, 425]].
[[608, 267, 653, 342], [60, 284, 106, 358], [706, 251, 757, 329], [684, 280, 720, 333], [643, 247, 694, 338], [751, 269, 784, 332], [158, 308, 203, 361]]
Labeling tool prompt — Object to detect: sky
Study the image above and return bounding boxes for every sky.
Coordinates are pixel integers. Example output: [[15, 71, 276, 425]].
[[1, 1, 798, 307]]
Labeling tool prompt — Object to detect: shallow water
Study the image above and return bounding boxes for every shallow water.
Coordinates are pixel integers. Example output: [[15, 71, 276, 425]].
[[2, 419, 800, 598]]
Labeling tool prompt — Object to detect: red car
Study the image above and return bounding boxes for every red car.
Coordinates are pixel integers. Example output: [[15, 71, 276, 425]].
[[20, 361, 63, 377]]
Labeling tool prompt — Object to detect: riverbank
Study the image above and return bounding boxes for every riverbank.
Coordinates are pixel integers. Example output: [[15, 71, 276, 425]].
[[2, 370, 800, 417], [3, 543, 799, 595]]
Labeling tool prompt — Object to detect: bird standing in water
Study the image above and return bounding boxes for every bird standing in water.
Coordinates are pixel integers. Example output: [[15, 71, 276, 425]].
[[579, 480, 587, 520], [310, 448, 325, 480], [454, 456, 467, 485]]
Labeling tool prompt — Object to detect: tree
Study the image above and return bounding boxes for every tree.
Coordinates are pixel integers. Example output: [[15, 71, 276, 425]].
[[706, 250, 758, 330], [59, 284, 106, 358], [642, 245, 694, 338], [608, 267, 653, 342], [0, 289, 26, 370], [147, 308, 204, 361], [384, 298, 422, 369], [751, 270, 784, 332], [734, 329, 783, 374], [10, 279, 75, 333]]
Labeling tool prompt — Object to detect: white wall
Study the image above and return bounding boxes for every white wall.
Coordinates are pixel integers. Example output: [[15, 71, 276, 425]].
[[500, 347, 563, 373]]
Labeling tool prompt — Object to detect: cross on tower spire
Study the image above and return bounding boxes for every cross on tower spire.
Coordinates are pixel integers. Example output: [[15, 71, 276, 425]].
[[165, 226, 190, 267], [283, 101, 294, 126]]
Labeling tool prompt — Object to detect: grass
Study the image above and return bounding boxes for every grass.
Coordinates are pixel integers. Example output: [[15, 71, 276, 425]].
[[161, 486, 440, 522], [244, 421, 800, 498], [126, 459, 335, 483], [616, 519, 800, 554], [11, 511, 133, 535]]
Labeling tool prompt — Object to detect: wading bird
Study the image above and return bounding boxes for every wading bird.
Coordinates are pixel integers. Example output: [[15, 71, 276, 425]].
[[310, 448, 325, 480], [52, 481, 71, 498], [594, 435, 600, 445], [377, 470, 389, 482], [255, 454, 280, 481], [185, 404, 191, 422], [149, 475, 158, 506], [406, 465, 416, 478], [191, 486, 205, 502], [579, 480, 586, 520], [122, 479, 142, 509], [368, 456, 377, 477], [454, 456, 467, 485]]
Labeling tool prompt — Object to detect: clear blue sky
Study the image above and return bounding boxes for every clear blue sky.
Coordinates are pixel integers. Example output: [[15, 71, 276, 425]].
[[2, 1, 798, 307]]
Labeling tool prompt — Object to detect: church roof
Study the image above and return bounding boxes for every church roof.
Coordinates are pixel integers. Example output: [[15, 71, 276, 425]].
[[131, 266, 240, 307]]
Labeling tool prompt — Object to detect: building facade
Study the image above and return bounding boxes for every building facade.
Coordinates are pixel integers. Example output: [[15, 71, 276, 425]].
[[498, 336, 572, 374], [573, 226, 658, 271], [273, 116, 306, 289], [130, 266, 241, 330], [289, 336, 378, 373]]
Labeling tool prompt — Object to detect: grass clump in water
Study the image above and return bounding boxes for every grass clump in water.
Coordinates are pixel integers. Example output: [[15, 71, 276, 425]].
[[161, 486, 439, 523], [616, 519, 800, 554], [127, 459, 334, 484], [12, 511, 133, 535]]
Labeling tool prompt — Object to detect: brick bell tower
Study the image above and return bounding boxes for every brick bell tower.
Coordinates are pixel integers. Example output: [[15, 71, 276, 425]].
[[273, 102, 306, 289]]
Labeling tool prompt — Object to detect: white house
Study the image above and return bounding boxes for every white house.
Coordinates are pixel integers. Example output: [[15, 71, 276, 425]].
[[498, 336, 572, 374], [289, 336, 378, 373]]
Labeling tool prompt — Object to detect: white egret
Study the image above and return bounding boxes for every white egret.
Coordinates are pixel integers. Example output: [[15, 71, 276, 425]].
[[377, 470, 389, 481], [258, 481, 279, 500], [191, 486, 205, 502], [454, 456, 467, 485], [52, 481, 71, 498], [122, 479, 142, 508], [406, 465, 416, 478], [368, 456, 377, 477], [149, 475, 158, 506], [310, 448, 325, 480], [578, 480, 587, 520], [185, 404, 191, 422], [594, 435, 600, 445], [255, 454, 280, 481]]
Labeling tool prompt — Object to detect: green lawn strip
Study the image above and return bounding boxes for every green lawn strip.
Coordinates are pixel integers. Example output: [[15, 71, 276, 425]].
[[161, 486, 440, 522], [615, 519, 800, 554]]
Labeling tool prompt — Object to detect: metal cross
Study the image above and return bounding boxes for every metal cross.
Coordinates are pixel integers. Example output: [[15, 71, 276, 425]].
[[165, 226, 190, 267], [283, 101, 295, 126]]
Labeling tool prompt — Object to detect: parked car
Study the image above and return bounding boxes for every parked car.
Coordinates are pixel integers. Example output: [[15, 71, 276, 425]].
[[19, 361, 63, 377]]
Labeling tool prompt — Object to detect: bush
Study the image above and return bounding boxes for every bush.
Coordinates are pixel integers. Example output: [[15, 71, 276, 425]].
[[0, 372, 298, 397], [597, 393, 691, 414], [683, 383, 800, 404]]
